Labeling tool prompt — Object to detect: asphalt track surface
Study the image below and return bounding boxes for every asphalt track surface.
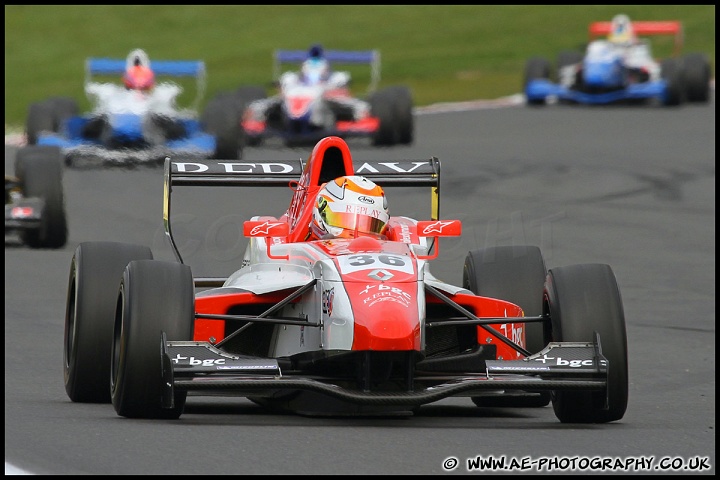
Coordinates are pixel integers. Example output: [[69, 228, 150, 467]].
[[5, 96, 715, 475]]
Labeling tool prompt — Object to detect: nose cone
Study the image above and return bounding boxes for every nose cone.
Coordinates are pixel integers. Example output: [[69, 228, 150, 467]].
[[353, 301, 421, 350], [346, 281, 421, 351], [583, 59, 624, 88]]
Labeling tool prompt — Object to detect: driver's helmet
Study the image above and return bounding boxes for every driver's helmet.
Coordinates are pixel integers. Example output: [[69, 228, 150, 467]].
[[301, 43, 330, 85], [123, 65, 155, 91], [608, 14, 636, 46], [123, 49, 155, 91], [301, 58, 330, 86], [310, 176, 390, 240]]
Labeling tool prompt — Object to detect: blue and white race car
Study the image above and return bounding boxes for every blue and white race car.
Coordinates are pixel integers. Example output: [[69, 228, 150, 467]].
[[524, 15, 711, 106], [26, 49, 243, 167]]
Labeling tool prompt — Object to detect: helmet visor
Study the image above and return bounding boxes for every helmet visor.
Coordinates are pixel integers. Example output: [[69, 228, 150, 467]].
[[320, 209, 388, 238]]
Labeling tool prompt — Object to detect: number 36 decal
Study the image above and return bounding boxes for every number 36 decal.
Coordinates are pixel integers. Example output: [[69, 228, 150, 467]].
[[337, 254, 414, 275]]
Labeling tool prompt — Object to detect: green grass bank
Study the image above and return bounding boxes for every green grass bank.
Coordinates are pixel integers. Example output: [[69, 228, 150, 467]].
[[5, 5, 715, 130]]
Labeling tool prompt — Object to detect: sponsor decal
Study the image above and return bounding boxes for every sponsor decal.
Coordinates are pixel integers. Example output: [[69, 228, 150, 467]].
[[489, 365, 550, 371], [357, 195, 375, 204], [533, 354, 595, 367], [359, 284, 412, 308], [337, 253, 413, 275], [398, 223, 412, 243], [173, 162, 298, 174], [250, 221, 284, 236], [322, 287, 335, 316], [216, 365, 277, 370], [11, 206, 34, 218], [172, 354, 225, 367], [421, 220, 455, 235], [355, 161, 429, 174], [368, 269, 393, 281], [498, 323, 524, 349]]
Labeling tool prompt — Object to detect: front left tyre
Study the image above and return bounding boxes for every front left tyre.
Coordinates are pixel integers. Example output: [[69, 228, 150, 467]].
[[111, 259, 194, 419], [545, 263, 628, 423]]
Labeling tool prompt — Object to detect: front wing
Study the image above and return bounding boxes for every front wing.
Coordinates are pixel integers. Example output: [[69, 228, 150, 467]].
[[162, 338, 608, 407], [526, 78, 670, 104]]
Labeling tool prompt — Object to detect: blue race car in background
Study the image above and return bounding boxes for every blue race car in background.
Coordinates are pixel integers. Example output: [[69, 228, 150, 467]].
[[524, 16, 712, 107], [26, 49, 243, 167]]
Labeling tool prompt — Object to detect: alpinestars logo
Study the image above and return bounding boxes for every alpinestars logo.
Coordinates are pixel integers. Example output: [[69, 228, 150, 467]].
[[422, 220, 455, 234], [250, 221, 284, 236]]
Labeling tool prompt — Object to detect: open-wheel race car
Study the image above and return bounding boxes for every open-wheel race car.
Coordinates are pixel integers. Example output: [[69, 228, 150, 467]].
[[5, 145, 67, 248], [28, 49, 243, 168], [63, 136, 628, 423], [524, 15, 711, 106], [236, 47, 413, 148]]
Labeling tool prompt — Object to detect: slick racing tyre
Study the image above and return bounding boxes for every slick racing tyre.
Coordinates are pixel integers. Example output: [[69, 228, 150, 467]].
[[463, 246, 551, 408], [369, 88, 398, 146], [202, 92, 243, 160], [64, 242, 153, 403], [47, 96, 79, 132], [524, 57, 551, 106], [25, 97, 78, 144], [385, 85, 414, 145], [25, 101, 55, 145], [111, 260, 194, 419], [545, 263, 629, 423], [660, 58, 684, 106], [682, 53, 711, 103], [556, 50, 583, 79], [235, 86, 268, 147], [15, 145, 67, 249]]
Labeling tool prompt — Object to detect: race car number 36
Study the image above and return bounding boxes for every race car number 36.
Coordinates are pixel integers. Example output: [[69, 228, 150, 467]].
[[337, 254, 414, 275]]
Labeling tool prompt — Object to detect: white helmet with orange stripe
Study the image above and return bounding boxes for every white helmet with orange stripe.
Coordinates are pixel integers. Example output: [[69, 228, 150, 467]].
[[310, 176, 389, 240]]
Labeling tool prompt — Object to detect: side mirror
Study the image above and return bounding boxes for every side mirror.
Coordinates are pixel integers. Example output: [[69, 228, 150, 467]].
[[415, 220, 462, 260], [243, 220, 290, 260]]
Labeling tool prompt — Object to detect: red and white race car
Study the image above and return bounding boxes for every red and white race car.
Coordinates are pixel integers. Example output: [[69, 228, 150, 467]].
[[63, 136, 628, 422]]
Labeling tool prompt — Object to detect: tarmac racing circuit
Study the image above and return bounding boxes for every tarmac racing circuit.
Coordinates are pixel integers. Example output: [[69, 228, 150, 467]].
[[5, 93, 715, 475]]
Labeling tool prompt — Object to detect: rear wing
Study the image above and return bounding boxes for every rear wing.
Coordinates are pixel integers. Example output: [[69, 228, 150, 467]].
[[273, 49, 381, 92], [85, 57, 207, 110], [589, 20, 684, 56], [163, 156, 441, 265]]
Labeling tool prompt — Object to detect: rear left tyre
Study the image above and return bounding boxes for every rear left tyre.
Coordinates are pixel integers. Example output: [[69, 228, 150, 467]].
[[64, 242, 153, 403], [463, 246, 551, 408]]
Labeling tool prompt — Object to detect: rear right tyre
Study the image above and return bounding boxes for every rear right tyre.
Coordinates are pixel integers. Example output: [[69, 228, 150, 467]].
[[661, 58, 684, 106], [15, 145, 67, 249], [202, 92, 243, 159]]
